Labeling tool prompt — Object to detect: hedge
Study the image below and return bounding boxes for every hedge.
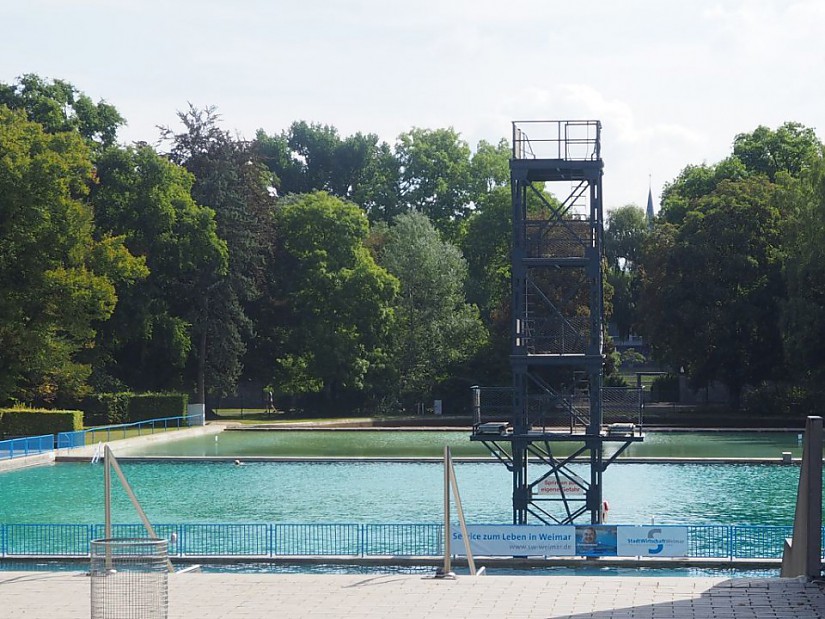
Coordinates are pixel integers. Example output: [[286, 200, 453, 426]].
[[82, 393, 131, 425], [81, 392, 189, 426], [0, 408, 83, 438], [127, 393, 188, 421]]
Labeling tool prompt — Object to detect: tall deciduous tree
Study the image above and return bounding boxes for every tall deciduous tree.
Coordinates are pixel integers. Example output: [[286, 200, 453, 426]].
[[254, 123, 402, 222], [266, 191, 398, 407], [733, 122, 821, 182], [0, 107, 139, 404], [379, 210, 487, 406], [395, 127, 472, 240], [89, 144, 228, 392], [0, 74, 124, 150], [605, 205, 648, 271], [781, 157, 825, 386], [639, 177, 785, 407], [604, 205, 649, 340]]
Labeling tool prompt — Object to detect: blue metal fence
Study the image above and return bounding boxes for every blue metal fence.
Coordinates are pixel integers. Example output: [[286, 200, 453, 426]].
[[0, 523, 814, 560], [0, 413, 204, 461], [81, 414, 204, 446], [0, 435, 54, 460]]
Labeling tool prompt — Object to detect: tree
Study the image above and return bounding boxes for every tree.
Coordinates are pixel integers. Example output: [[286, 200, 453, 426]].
[[255, 123, 402, 222], [379, 210, 487, 406], [160, 105, 277, 403], [639, 177, 785, 407], [733, 122, 821, 182], [89, 144, 228, 392], [604, 205, 649, 271], [395, 127, 473, 239], [265, 192, 398, 407], [781, 157, 825, 385], [468, 138, 511, 202], [0, 107, 138, 404], [659, 158, 748, 225], [0, 74, 124, 150], [604, 205, 649, 340]]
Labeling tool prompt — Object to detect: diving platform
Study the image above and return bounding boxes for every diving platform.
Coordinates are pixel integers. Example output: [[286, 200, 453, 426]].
[[470, 119, 644, 526]]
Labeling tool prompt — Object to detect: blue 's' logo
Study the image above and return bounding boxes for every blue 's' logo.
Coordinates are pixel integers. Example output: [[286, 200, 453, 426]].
[[647, 528, 664, 554]]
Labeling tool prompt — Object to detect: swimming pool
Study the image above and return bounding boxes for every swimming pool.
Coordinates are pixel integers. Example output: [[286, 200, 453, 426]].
[[0, 460, 802, 526], [112, 429, 809, 459]]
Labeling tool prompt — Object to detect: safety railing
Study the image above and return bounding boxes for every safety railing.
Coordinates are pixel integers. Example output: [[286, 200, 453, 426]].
[[54, 413, 204, 452], [0, 523, 810, 561], [1, 413, 204, 461], [82, 414, 204, 446], [0, 435, 54, 460], [512, 120, 601, 161]]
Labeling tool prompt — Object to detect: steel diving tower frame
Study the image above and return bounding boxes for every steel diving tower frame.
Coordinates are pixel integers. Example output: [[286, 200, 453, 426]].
[[471, 120, 643, 526]]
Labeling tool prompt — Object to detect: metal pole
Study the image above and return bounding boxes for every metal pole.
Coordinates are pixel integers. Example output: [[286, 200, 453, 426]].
[[448, 447, 477, 575], [436, 445, 454, 578]]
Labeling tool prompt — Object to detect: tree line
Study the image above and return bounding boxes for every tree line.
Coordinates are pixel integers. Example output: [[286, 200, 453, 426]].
[[2, 74, 823, 416], [0, 75, 509, 415], [606, 121, 825, 414]]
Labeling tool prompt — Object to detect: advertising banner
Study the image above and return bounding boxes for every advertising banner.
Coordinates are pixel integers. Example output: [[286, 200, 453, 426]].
[[616, 526, 689, 557], [575, 525, 618, 556], [450, 525, 575, 557]]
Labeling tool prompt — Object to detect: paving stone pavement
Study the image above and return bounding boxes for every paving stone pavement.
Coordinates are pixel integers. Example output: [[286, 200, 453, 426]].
[[1, 572, 824, 619]]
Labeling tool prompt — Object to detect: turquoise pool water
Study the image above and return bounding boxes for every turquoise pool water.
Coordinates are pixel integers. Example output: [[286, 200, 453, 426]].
[[0, 460, 803, 526], [116, 430, 808, 459]]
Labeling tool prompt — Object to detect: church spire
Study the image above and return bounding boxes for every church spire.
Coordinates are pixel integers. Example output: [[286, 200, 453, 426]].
[[646, 178, 654, 228]]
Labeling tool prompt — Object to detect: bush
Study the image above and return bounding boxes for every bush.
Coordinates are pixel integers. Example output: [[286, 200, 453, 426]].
[[620, 348, 646, 368], [0, 408, 83, 438], [742, 382, 817, 419], [604, 374, 630, 388]]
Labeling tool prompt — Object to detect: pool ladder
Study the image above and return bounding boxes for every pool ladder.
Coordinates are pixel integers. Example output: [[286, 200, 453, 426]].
[[90, 442, 103, 464]]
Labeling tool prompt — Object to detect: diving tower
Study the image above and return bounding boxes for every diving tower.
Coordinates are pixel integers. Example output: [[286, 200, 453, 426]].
[[471, 120, 643, 526]]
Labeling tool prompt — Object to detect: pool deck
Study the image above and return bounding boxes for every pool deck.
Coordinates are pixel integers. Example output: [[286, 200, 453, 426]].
[[2, 571, 824, 618]]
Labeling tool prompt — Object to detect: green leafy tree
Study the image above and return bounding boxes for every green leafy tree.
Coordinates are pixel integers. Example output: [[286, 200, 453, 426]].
[[639, 177, 785, 407], [604, 205, 649, 340], [266, 192, 398, 407], [733, 122, 821, 182], [460, 186, 512, 385], [89, 144, 228, 392], [255, 123, 402, 222], [0, 74, 124, 150], [781, 157, 825, 386], [605, 205, 649, 271], [395, 127, 473, 239], [0, 107, 138, 404], [379, 210, 487, 406], [468, 138, 511, 202]]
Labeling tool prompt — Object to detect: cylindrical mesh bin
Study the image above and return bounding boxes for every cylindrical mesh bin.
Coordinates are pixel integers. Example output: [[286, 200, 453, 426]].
[[90, 538, 169, 619]]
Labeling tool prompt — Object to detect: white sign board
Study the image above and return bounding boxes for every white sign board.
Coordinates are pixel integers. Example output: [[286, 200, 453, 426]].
[[535, 476, 587, 496], [450, 525, 575, 557], [616, 526, 689, 557], [534, 470, 587, 496]]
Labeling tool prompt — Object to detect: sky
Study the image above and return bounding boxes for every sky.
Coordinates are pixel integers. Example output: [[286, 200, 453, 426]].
[[2, 0, 824, 212]]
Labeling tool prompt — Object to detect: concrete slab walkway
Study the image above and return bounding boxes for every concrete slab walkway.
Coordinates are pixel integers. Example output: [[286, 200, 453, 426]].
[[1, 572, 824, 618]]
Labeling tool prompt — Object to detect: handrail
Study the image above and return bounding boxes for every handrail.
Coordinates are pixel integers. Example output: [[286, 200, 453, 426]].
[[2, 413, 204, 460], [512, 120, 601, 161]]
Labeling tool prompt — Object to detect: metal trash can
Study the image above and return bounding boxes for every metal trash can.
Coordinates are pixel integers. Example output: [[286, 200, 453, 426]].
[[90, 538, 169, 619]]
